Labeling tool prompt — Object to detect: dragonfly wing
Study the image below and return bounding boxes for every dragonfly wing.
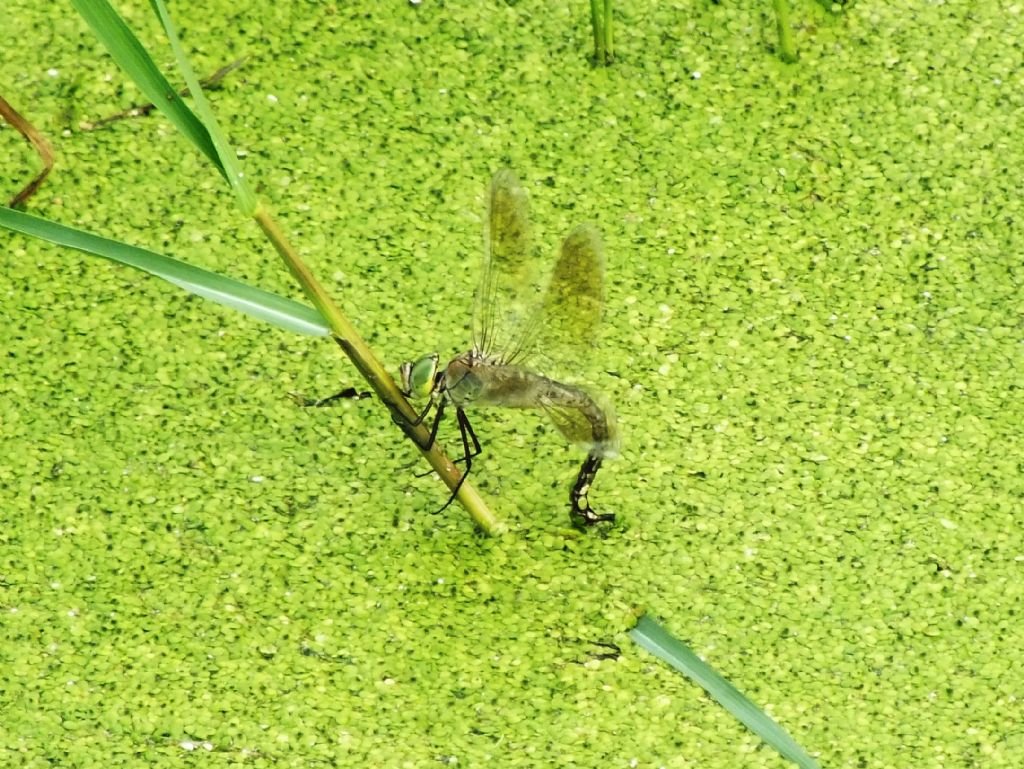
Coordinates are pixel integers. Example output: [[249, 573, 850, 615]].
[[473, 170, 543, 360], [534, 223, 605, 368]]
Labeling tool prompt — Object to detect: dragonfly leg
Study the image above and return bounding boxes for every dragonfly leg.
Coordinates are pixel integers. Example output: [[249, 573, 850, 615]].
[[404, 393, 438, 428], [433, 407, 480, 514], [426, 398, 449, 447], [395, 395, 444, 452], [457, 407, 483, 462], [569, 453, 615, 527], [413, 405, 482, 479]]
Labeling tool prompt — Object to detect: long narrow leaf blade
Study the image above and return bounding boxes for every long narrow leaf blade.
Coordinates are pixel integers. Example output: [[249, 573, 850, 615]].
[[629, 614, 822, 769], [1, 207, 328, 337], [150, 0, 255, 212], [70, 0, 223, 177]]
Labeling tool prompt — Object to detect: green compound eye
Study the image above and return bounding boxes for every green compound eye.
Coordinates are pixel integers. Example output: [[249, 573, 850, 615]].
[[400, 354, 438, 398]]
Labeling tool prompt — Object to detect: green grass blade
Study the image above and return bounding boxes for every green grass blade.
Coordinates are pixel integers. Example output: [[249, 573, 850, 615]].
[[629, 614, 822, 769], [1, 207, 329, 337], [149, 0, 256, 213], [772, 0, 798, 63], [70, 0, 223, 177], [589, 0, 603, 62]]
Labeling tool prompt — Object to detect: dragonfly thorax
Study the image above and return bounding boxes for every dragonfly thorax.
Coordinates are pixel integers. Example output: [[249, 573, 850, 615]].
[[400, 349, 497, 404], [437, 352, 490, 408]]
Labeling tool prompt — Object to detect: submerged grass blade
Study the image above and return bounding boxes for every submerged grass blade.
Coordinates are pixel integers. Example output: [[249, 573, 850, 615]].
[[629, 614, 821, 769], [1, 207, 329, 337]]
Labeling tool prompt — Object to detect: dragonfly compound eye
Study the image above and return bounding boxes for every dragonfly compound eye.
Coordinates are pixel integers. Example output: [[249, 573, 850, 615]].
[[405, 354, 439, 398]]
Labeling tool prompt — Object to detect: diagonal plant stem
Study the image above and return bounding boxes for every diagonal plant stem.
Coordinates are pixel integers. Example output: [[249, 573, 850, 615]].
[[70, 0, 504, 535], [253, 209, 505, 535], [1, 93, 55, 207]]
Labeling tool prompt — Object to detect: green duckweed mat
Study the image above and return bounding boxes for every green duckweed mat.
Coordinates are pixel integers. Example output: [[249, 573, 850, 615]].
[[2, 1, 1022, 766]]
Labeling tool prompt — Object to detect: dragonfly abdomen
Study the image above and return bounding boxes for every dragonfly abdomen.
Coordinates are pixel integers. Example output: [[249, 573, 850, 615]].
[[542, 381, 617, 456], [451, 363, 617, 456]]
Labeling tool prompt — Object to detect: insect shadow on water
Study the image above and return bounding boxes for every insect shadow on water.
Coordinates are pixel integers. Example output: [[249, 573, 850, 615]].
[[398, 170, 619, 528], [290, 386, 371, 406]]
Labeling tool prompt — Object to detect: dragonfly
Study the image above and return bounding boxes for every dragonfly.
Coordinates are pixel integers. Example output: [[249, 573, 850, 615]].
[[400, 169, 618, 527]]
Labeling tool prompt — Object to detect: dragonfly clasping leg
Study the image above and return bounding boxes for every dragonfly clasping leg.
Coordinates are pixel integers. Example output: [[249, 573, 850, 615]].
[[433, 407, 482, 514], [392, 391, 444, 451]]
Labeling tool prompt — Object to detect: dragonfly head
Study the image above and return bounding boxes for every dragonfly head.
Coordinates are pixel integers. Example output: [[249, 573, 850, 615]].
[[399, 353, 440, 399]]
